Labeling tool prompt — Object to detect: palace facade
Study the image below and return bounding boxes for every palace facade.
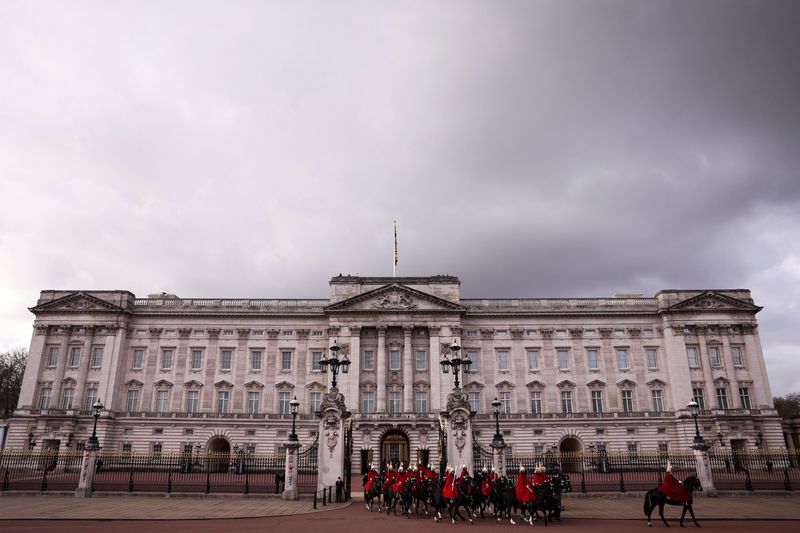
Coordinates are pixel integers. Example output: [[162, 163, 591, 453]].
[[7, 275, 783, 471]]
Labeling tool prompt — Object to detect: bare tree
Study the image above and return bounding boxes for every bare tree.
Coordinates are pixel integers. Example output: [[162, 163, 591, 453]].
[[0, 347, 27, 418]]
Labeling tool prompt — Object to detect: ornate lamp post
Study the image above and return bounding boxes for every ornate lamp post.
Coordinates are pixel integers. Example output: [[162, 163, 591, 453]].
[[687, 400, 704, 445], [86, 399, 104, 449], [491, 397, 505, 449], [440, 340, 471, 389], [319, 340, 351, 389], [288, 396, 300, 442]]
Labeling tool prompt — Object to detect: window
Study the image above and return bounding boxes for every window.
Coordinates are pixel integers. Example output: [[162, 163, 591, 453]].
[[389, 391, 401, 413], [132, 349, 143, 369], [496, 330, 508, 337], [247, 391, 260, 414], [191, 350, 202, 370], [528, 350, 539, 370], [716, 387, 729, 409], [361, 391, 375, 413], [616, 349, 629, 369], [658, 441, 669, 453], [222, 329, 234, 336], [621, 390, 634, 412], [499, 391, 512, 413], [687, 346, 699, 368], [498, 350, 509, 371], [278, 392, 291, 414], [311, 351, 322, 371], [84, 388, 98, 410], [415, 350, 426, 371], [709, 346, 722, 367], [186, 390, 199, 412], [526, 330, 538, 337], [46, 347, 58, 367], [466, 350, 478, 369], [220, 350, 232, 370], [156, 390, 169, 413], [363, 350, 374, 370], [468, 392, 480, 412], [61, 387, 75, 409], [217, 390, 229, 413], [587, 349, 599, 370], [739, 387, 751, 409], [627, 442, 638, 455], [591, 390, 604, 413], [281, 351, 292, 371], [91, 347, 103, 367], [161, 349, 173, 370], [555, 329, 567, 337], [389, 350, 401, 370], [731, 346, 744, 366], [530, 391, 542, 414], [466, 330, 478, 337], [69, 347, 81, 367], [561, 391, 573, 413], [558, 349, 570, 370], [122, 443, 132, 452], [692, 388, 705, 410], [250, 350, 262, 370], [646, 349, 658, 369], [126, 389, 139, 412], [651, 390, 664, 412], [152, 443, 162, 457], [415, 391, 428, 413], [309, 391, 321, 413], [39, 387, 52, 409]]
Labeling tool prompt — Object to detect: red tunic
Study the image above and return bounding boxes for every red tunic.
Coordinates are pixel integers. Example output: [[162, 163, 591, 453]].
[[480, 478, 492, 496], [442, 472, 456, 499], [658, 473, 691, 504], [365, 470, 377, 491], [383, 471, 395, 491], [516, 472, 535, 503], [488, 471, 499, 483], [532, 472, 549, 486], [392, 472, 406, 493]]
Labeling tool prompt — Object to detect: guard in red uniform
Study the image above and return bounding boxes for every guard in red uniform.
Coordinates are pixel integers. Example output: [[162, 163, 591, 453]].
[[365, 464, 378, 491], [488, 466, 499, 484], [532, 463, 550, 486], [480, 467, 493, 497], [442, 466, 456, 499], [458, 464, 469, 483], [516, 466, 535, 503], [392, 466, 406, 493], [383, 465, 395, 491], [658, 462, 691, 504]]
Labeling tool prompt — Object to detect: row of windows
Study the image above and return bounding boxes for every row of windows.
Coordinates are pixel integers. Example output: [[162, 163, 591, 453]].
[[132, 329, 325, 337], [124, 348, 327, 372], [692, 386, 753, 410], [686, 345, 746, 368], [446, 347, 660, 372], [45, 346, 104, 368], [464, 328, 658, 338], [361, 350, 429, 371]]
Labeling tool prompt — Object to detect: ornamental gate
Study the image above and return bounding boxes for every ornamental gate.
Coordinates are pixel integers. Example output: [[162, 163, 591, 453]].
[[297, 435, 319, 493], [472, 435, 494, 473]]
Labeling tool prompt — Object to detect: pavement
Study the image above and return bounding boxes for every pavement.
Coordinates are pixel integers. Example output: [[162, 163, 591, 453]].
[[0, 492, 798, 521]]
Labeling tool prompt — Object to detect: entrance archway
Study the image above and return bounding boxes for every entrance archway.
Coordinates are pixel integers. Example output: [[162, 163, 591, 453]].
[[559, 437, 582, 473], [207, 437, 231, 472], [380, 430, 410, 469]]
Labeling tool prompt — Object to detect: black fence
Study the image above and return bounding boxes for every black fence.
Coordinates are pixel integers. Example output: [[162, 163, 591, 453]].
[[709, 448, 800, 491]]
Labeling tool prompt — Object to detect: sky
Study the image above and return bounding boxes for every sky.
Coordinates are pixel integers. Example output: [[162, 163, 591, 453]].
[[0, 1, 798, 395]]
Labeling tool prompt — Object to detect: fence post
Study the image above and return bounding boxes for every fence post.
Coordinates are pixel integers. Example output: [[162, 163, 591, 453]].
[[41, 469, 48, 492], [745, 469, 753, 491], [692, 444, 718, 497], [167, 472, 172, 493], [323, 487, 327, 506], [619, 470, 625, 493], [313, 489, 318, 509], [244, 473, 250, 495], [75, 447, 99, 498], [784, 469, 792, 492], [128, 471, 134, 493], [206, 471, 211, 494], [580, 471, 586, 493], [282, 439, 300, 500], [2, 470, 9, 491]]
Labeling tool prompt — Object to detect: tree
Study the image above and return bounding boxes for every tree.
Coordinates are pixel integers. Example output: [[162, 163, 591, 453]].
[[0, 347, 27, 418], [774, 393, 800, 419]]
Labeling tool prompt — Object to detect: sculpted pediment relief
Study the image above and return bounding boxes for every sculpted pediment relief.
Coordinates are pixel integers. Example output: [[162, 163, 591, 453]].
[[184, 380, 203, 388], [214, 380, 234, 388], [586, 379, 606, 388], [306, 380, 325, 389], [495, 380, 515, 389], [557, 379, 576, 389], [125, 379, 144, 388], [526, 380, 546, 389], [325, 283, 463, 313], [153, 379, 173, 388], [29, 292, 127, 314], [245, 380, 264, 388], [275, 380, 295, 389], [667, 291, 761, 313], [617, 379, 637, 388], [647, 378, 667, 387]]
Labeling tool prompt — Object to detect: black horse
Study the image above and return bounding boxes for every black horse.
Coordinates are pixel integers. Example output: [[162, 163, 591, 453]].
[[364, 474, 384, 512], [643, 475, 703, 527]]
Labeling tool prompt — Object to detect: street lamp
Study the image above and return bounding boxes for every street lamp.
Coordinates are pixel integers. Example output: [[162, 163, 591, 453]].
[[288, 396, 300, 442], [717, 432, 726, 447], [86, 399, 104, 449], [688, 400, 704, 444], [319, 340, 351, 389], [491, 397, 505, 449], [440, 340, 471, 389]]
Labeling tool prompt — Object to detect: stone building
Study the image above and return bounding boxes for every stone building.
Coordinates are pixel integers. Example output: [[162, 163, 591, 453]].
[[6, 275, 784, 471]]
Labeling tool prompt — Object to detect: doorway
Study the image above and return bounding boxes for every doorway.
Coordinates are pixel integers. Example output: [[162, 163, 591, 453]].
[[380, 430, 410, 469], [360, 449, 373, 474], [207, 437, 231, 472], [559, 437, 582, 473]]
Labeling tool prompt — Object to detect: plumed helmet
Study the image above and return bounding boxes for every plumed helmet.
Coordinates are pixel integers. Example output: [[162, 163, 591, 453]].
[[389, 465, 394, 471], [428, 463, 433, 469], [519, 465, 525, 472], [399, 466, 404, 472], [666, 461, 673, 473], [372, 465, 377, 471], [461, 464, 467, 471], [412, 466, 418, 472], [482, 467, 488, 473]]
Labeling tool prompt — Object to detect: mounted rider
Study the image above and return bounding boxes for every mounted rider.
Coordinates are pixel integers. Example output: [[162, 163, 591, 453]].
[[442, 465, 456, 499], [383, 465, 396, 491], [487, 466, 500, 484], [657, 461, 691, 504], [516, 465, 536, 503], [532, 463, 550, 486], [392, 465, 406, 493], [364, 464, 378, 492], [480, 467, 493, 497]]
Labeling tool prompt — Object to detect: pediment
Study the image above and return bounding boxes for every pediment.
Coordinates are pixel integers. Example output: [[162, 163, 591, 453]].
[[62, 377, 77, 385], [125, 379, 143, 388], [325, 283, 464, 313], [245, 380, 264, 388], [495, 380, 515, 389], [526, 380, 546, 389], [586, 379, 606, 388], [275, 380, 295, 389], [306, 380, 325, 389], [214, 380, 234, 388], [361, 379, 377, 388], [666, 291, 761, 313], [464, 380, 484, 389], [714, 377, 730, 384], [30, 292, 127, 314], [184, 379, 203, 388], [647, 378, 667, 387], [557, 379, 576, 389], [153, 379, 173, 388], [617, 379, 637, 388], [413, 380, 430, 388]]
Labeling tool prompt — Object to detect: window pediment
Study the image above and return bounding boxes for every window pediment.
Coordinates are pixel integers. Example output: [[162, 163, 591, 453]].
[[245, 380, 264, 389], [557, 379, 576, 389], [495, 380, 515, 389], [275, 381, 295, 390], [125, 379, 143, 388], [586, 379, 606, 389], [184, 379, 203, 388], [153, 379, 173, 388], [526, 380, 546, 389], [647, 378, 667, 387], [214, 380, 234, 389], [617, 379, 637, 388]]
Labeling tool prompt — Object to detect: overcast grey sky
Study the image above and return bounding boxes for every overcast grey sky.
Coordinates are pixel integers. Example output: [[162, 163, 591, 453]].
[[1, 1, 798, 395]]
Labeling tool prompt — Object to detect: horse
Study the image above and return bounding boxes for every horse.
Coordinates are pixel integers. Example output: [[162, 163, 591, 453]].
[[643, 475, 703, 527], [447, 476, 476, 524], [413, 477, 435, 516], [364, 473, 384, 512]]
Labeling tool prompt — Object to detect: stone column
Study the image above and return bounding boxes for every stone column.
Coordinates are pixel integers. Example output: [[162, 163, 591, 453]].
[[282, 439, 301, 500], [317, 389, 350, 490], [75, 445, 99, 497], [692, 443, 718, 497], [403, 326, 413, 413], [429, 326, 442, 412], [444, 388, 474, 472], [347, 326, 361, 413], [18, 325, 48, 410], [51, 326, 72, 409], [491, 439, 506, 477], [376, 327, 387, 413], [74, 326, 96, 412]]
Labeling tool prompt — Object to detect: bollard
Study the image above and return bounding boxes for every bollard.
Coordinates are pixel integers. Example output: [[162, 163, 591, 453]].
[[784, 469, 793, 492], [313, 489, 318, 509], [206, 471, 211, 494], [2, 470, 9, 491], [745, 469, 753, 492], [580, 471, 586, 494], [41, 470, 48, 492], [128, 471, 134, 493], [619, 471, 625, 493], [167, 472, 172, 493], [244, 473, 250, 495]]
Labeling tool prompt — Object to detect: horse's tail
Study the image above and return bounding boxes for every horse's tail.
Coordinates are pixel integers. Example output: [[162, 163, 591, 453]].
[[643, 490, 653, 516]]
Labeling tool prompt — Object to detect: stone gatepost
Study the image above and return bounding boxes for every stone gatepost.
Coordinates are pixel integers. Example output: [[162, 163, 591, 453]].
[[75, 446, 99, 497], [282, 439, 301, 500], [692, 443, 718, 497], [491, 440, 506, 477], [443, 388, 474, 473], [317, 387, 350, 490]]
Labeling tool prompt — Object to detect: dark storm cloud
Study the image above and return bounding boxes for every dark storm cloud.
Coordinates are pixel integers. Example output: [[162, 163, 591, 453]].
[[1, 0, 799, 395]]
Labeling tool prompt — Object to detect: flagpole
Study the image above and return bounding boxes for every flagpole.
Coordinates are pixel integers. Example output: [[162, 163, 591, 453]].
[[393, 220, 398, 278]]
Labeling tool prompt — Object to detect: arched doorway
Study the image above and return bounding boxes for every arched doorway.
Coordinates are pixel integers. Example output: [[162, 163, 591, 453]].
[[207, 437, 231, 473], [380, 430, 410, 469], [559, 437, 582, 473]]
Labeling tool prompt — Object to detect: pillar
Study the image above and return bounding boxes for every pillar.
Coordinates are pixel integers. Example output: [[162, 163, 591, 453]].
[[75, 446, 99, 497], [692, 443, 718, 497], [492, 441, 506, 477], [317, 388, 349, 490], [376, 327, 386, 413], [429, 326, 442, 412], [403, 326, 413, 413], [444, 388, 474, 472], [282, 440, 300, 500]]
